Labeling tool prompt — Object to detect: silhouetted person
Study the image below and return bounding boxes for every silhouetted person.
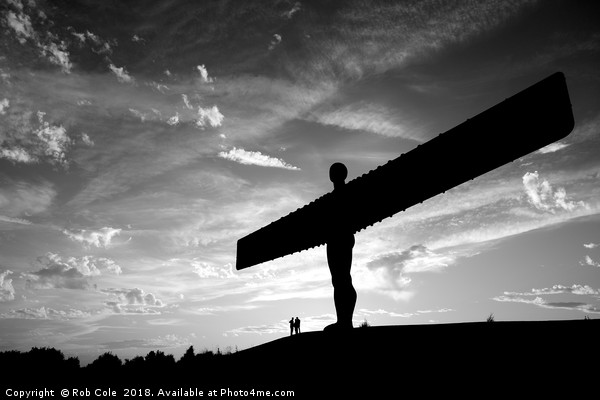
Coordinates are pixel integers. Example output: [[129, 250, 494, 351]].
[[289, 317, 295, 336], [324, 162, 357, 332], [294, 317, 301, 334]]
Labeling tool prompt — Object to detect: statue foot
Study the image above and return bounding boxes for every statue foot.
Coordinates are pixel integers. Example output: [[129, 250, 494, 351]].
[[324, 322, 353, 332]]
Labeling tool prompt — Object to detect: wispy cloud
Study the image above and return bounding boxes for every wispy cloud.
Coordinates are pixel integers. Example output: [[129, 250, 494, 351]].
[[493, 295, 600, 314], [283, 2, 302, 19], [39, 41, 72, 73], [309, 102, 418, 140], [0, 270, 15, 302], [109, 64, 135, 84], [81, 133, 94, 146], [0, 98, 9, 114], [580, 255, 600, 268], [0, 147, 36, 163], [268, 34, 282, 51], [196, 65, 213, 83], [0, 180, 56, 218], [361, 244, 458, 301], [0, 215, 33, 225], [583, 243, 598, 249], [1, 110, 74, 166], [192, 262, 236, 279], [5, 10, 35, 44], [502, 284, 600, 296], [523, 171, 587, 213], [291, 0, 538, 81], [196, 105, 224, 128], [536, 141, 570, 154], [167, 113, 180, 126], [357, 308, 454, 319], [218, 147, 300, 170], [35, 112, 71, 165], [4, 8, 72, 73], [63, 227, 122, 248], [101, 334, 190, 350], [367, 244, 456, 274], [101, 287, 165, 314], [25, 253, 98, 290], [493, 284, 600, 314], [0, 306, 92, 320], [181, 94, 193, 110]]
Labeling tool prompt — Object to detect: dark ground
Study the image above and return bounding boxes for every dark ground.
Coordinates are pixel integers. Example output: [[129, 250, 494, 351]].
[[2, 319, 598, 398]]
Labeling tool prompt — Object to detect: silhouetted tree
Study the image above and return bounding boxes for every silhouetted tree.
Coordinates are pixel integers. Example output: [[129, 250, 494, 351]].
[[178, 345, 195, 368], [88, 352, 122, 370]]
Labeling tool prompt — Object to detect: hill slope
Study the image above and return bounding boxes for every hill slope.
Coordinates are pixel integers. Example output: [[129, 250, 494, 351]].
[[1, 319, 597, 397], [230, 319, 599, 395]]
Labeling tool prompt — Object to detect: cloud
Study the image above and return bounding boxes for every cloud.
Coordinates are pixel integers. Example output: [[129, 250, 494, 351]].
[[0, 110, 73, 166], [85, 31, 112, 54], [367, 245, 456, 274], [309, 102, 418, 140], [81, 133, 94, 146], [218, 147, 300, 170], [195, 105, 224, 128], [268, 34, 282, 50], [24, 253, 121, 290], [167, 113, 180, 126], [0, 270, 15, 302], [5, 10, 35, 44], [0, 147, 36, 163], [580, 256, 600, 268], [493, 295, 600, 314], [0, 306, 92, 320], [62, 227, 122, 248], [536, 141, 570, 154], [5, 8, 72, 72], [283, 2, 302, 19], [101, 334, 190, 350], [109, 64, 135, 84], [35, 113, 71, 165], [503, 284, 600, 296], [492, 295, 547, 306], [40, 41, 72, 73], [286, 0, 538, 82], [196, 65, 213, 83], [357, 308, 454, 318], [0, 98, 9, 114], [181, 94, 193, 110], [362, 245, 460, 301], [192, 262, 236, 279], [494, 283, 600, 314], [0, 215, 32, 225], [70, 29, 112, 54], [101, 287, 165, 314], [0, 180, 56, 218], [583, 243, 598, 249], [70, 256, 122, 275], [71, 31, 86, 43], [25, 253, 95, 290], [522, 171, 587, 213], [129, 108, 147, 122]]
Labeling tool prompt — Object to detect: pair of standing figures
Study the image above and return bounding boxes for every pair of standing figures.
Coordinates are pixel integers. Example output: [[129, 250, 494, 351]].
[[289, 317, 301, 335]]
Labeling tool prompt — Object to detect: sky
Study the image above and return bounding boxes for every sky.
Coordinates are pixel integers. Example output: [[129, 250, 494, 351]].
[[0, 0, 599, 364]]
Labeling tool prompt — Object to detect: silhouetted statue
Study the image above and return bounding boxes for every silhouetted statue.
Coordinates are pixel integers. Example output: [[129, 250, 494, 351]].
[[236, 72, 575, 332], [324, 163, 356, 331], [289, 317, 295, 336], [294, 317, 301, 334]]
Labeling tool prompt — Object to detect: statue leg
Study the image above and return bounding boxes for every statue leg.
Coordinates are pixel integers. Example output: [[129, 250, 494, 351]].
[[326, 236, 356, 330]]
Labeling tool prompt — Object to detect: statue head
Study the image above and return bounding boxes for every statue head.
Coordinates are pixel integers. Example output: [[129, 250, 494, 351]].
[[329, 162, 348, 188]]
